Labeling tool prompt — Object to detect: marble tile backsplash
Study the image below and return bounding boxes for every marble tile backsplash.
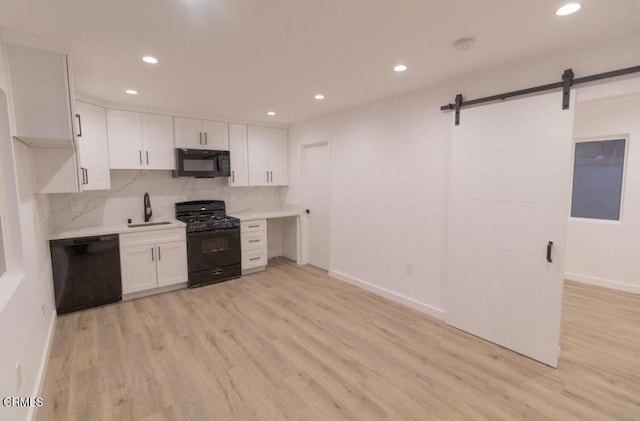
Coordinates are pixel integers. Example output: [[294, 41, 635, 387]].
[[48, 170, 285, 233]]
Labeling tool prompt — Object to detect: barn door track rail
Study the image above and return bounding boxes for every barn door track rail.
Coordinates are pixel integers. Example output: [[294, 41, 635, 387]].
[[441, 65, 640, 126]]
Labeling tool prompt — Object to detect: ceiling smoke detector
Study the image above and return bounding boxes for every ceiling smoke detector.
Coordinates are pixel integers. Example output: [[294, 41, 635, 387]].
[[453, 38, 476, 52]]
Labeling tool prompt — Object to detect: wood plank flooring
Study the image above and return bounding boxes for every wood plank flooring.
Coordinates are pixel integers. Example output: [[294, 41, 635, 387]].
[[37, 259, 640, 420]]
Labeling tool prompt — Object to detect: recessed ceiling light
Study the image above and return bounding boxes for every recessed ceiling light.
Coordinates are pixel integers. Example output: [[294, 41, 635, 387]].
[[314, 94, 325, 100], [556, 3, 581, 16], [142, 56, 158, 64], [394, 64, 408, 72], [267, 111, 276, 116], [125, 89, 138, 95], [453, 37, 476, 51]]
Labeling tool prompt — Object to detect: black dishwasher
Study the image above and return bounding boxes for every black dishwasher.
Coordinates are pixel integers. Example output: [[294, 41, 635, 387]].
[[50, 234, 122, 314]]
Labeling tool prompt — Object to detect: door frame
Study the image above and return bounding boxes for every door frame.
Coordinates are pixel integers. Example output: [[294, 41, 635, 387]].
[[300, 141, 331, 269]]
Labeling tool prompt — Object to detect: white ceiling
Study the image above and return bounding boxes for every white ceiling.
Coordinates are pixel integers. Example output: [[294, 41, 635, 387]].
[[1, 0, 639, 124]]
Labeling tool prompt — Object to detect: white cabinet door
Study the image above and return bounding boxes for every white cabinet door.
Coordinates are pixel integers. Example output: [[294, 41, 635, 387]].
[[107, 109, 143, 169], [121, 245, 157, 294], [268, 127, 288, 185], [174, 117, 202, 149], [5, 40, 82, 193], [156, 241, 188, 288], [4, 42, 74, 144], [229, 123, 248, 186], [142, 113, 175, 169], [246, 126, 288, 186], [76, 101, 111, 190], [247, 125, 269, 186], [202, 120, 229, 150]]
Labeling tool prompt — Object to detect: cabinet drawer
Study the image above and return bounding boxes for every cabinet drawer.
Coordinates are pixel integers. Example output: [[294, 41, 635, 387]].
[[241, 232, 266, 251], [120, 228, 185, 248], [242, 249, 267, 270], [241, 219, 266, 233]]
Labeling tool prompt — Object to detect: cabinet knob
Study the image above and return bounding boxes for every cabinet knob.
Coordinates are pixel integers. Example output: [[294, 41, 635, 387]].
[[305, 209, 310, 214]]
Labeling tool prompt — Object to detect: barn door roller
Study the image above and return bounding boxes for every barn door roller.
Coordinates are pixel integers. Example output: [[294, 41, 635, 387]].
[[441, 65, 640, 126]]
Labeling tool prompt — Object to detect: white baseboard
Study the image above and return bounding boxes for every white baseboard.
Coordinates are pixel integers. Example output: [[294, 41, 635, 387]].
[[28, 310, 56, 421], [565, 272, 640, 295], [329, 270, 445, 320]]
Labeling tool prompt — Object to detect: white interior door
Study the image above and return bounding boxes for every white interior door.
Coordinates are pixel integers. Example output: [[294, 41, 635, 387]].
[[446, 91, 575, 367], [302, 142, 330, 270]]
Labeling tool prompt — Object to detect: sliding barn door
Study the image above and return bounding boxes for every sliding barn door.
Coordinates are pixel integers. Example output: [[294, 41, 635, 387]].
[[446, 91, 574, 367]]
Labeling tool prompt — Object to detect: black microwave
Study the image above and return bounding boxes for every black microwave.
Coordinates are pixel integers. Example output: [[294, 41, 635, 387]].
[[173, 148, 231, 178]]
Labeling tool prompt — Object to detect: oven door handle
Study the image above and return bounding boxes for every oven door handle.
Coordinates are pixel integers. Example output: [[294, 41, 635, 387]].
[[187, 227, 239, 235]]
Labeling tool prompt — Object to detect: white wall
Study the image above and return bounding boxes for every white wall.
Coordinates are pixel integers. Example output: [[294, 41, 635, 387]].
[[0, 40, 57, 421], [1, 141, 57, 421], [286, 33, 640, 317], [565, 92, 640, 293], [288, 90, 450, 317]]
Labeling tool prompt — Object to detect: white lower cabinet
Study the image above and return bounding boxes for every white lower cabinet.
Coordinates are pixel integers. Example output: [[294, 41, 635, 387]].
[[241, 219, 268, 270], [120, 228, 187, 295], [120, 245, 157, 294], [156, 241, 188, 287]]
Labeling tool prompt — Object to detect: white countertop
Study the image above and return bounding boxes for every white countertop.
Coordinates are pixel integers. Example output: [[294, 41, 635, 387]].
[[49, 219, 186, 240], [230, 210, 300, 221]]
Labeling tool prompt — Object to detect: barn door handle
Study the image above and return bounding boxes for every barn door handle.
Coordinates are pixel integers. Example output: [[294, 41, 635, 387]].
[[546, 241, 554, 263]]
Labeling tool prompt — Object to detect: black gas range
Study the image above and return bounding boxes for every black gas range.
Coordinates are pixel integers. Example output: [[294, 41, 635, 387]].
[[175, 200, 241, 287]]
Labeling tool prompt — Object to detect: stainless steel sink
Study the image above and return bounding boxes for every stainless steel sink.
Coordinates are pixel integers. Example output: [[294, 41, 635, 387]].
[[127, 221, 172, 228]]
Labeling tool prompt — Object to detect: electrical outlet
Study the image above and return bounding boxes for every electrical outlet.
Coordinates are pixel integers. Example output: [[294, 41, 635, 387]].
[[159, 198, 166, 207], [41, 304, 46, 322], [405, 262, 414, 275], [16, 362, 21, 393], [70, 201, 83, 213]]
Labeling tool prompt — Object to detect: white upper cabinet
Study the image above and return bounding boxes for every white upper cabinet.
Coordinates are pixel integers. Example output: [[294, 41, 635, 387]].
[[267, 127, 288, 186], [75, 101, 111, 190], [174, 117, 229, 150], [247, 126, 269, 186], [3, 32, 84, 193], [107, 109, 142, 169], [229, 123, 249, 187], [174, 117, 201, 149], [201, 120, 229, 150], [107, 109, 175, 170], [142, 113, 175, 169], [4, 41, 76, 146], [247, 125, 288, 186]]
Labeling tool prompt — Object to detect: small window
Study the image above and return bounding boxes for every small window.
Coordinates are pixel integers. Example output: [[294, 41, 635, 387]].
[[571, 138, 626, 221]]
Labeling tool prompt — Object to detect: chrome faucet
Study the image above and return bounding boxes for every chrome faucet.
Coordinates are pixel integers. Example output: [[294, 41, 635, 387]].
[[144, 192, 152, 222]]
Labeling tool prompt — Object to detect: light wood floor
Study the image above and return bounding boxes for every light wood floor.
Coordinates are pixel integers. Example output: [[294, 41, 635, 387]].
[[37, 259, 640, 420]]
